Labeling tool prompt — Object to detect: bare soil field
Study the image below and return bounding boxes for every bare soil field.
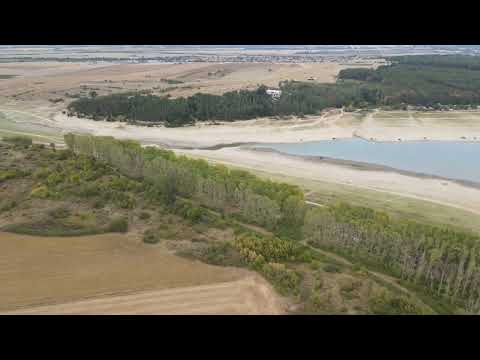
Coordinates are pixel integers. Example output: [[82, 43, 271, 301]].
[[0, 232, 285, 314], [0, 61, 354, 101], [5, 277, 284, 315]]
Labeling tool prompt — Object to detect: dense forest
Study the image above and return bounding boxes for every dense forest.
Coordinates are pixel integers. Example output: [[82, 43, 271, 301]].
[[65, 134, 480, 313], [67, 55, 480, 126], [338, 55, 480, 106]]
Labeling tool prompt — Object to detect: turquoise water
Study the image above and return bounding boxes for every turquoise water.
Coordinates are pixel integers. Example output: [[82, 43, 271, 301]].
[[257, 139, 480, 183]]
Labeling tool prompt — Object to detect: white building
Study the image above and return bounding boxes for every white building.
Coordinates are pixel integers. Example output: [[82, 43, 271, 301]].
[[266, 89, 282, 99]]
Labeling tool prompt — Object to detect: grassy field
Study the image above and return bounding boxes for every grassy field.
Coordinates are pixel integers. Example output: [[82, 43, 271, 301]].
[[0, 110, 64, 143]]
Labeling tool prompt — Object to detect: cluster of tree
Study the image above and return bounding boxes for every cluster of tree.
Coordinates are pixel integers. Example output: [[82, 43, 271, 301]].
[[303, 203, 480, 313], [338, 55, 480, 106], [31, 149, 141, 209], [65, 134, 480, 313], [67, 86, 276, 127], [386, 55, 480, 71], [69, 56, 480, 127], [234, 233, 301, 263], [64, 134, 305, 231]]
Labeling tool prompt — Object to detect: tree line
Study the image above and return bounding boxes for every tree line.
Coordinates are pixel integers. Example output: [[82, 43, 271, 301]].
[[64, 134, 305, 232], [303, 203, 480, 313], [65, 133, 480, 313]]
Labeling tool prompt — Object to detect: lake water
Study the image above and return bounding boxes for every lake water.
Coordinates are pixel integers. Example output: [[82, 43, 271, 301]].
[[256, 139, 480, 183]]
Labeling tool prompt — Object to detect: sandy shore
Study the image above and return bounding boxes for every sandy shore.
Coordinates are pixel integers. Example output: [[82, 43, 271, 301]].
[[49, 108, 480, 148], [3, 105, 480, 216], [175, 146, 480, 216], [252, 147, 480, 189]]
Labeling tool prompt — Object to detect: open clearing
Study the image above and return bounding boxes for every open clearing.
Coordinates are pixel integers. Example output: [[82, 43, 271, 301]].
[[0, 232, 285, 314]]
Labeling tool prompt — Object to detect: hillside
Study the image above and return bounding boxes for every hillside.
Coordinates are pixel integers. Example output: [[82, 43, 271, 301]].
[[3, 134, 479, 314]]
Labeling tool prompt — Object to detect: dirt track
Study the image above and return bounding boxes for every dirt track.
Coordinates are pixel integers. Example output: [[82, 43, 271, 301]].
[[4, 277, 285, 315]]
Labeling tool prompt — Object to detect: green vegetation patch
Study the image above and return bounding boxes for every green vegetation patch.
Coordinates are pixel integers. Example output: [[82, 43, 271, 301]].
[[2, 135, 33, 147]]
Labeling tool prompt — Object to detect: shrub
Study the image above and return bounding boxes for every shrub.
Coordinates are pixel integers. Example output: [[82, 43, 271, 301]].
[[174, 202, 207, 224], [234, 233, 300, 263], [0, 200, 17, 213], [323, 263, 342, 273], [2, 136, 32, 147], [48, 207, 71, 219], [30, 185, 50, 199], [368, 289, 431, 315], [191, 242, 245, 267], [260, 262, 303, 296], [143, 229, 160, 244], [139, 211, 151, 220], [0, 169, 27, 181], [107, 217, 128, 233], [93, 199, 106, 209]]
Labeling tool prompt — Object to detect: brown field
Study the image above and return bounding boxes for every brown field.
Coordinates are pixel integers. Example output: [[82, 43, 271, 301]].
[[5, 278, 283, 315], [0, 232, 285, 314], [0, 61, 366, 101]]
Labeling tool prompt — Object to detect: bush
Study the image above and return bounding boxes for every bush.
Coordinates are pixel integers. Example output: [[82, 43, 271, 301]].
[[368, 289, 431, 315], [30, 185, 50, 199], [48, 207, 71, 219], [323, 263, 342, 273], [0, 169, 27, 181], [260, 262, 302, 296], [0, 200, 17, 213], [234, 233, 300, 263], [175, 202, 207, 224], [190, 242, 245, 267], [107, 217, 128, 233], [2, 136, 32, 147], [139, 211, 151, 220], [143, 229, 160, 244]]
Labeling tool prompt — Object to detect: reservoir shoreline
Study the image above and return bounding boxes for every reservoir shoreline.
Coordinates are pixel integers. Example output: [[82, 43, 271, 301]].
[[248, 146, 480, 191]]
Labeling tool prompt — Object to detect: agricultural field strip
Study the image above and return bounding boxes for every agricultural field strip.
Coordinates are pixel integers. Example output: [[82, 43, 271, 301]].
[[3, 277, 276, 315]]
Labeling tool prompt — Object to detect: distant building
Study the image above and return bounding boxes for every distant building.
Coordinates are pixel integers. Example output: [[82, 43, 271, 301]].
[[266, 89, 282, 99]]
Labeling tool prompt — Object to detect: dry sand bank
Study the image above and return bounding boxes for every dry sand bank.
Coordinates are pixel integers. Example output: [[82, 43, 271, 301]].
[[48, 109, 480, 148]]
